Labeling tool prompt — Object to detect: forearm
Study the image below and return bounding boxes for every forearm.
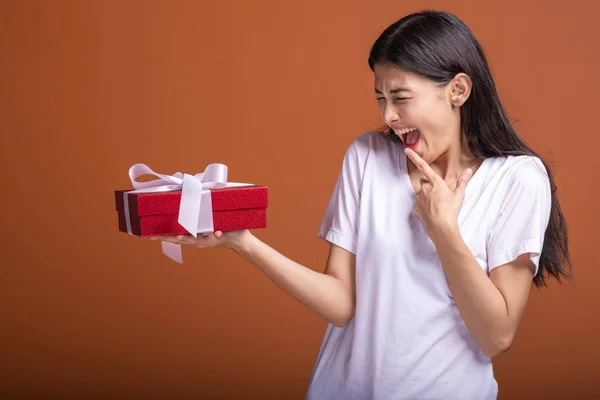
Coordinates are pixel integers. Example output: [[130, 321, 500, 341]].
[[233, 233, 354, 327], [432, 226, 512, 357]]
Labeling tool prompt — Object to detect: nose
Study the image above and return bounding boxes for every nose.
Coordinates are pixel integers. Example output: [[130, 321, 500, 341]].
[[381, 101, 399, 125]]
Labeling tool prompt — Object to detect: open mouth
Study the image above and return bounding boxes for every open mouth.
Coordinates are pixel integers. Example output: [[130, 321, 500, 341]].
[[396, 127, 421, 148]]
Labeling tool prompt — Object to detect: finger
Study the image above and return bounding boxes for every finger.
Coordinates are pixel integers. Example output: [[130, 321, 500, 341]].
[[152, 236, 181, 244], [176, 235, 202, 245], [455, 168, 473, 192], [418, 177, 431, 193], [404, 148, 440, 183], [196, 233, 219, 247], [214, 231, 223, 238]]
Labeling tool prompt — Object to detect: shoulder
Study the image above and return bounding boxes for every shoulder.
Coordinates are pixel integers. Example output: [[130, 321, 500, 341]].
[[489, 155, 550, 190], [485, 156, 552, 216], [334, 131, 397, 179]]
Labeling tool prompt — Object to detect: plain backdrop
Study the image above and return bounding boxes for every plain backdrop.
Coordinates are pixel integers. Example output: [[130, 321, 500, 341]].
[[1, 0, 599, 398]]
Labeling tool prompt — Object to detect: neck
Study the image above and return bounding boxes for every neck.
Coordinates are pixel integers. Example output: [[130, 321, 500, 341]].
[[435, 136, 477, 178], [411, 133, 482, 185]]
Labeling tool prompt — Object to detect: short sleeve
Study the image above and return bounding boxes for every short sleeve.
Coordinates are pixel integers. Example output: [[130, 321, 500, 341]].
[[317, 140, 363, 255], [487, 157, 552, 276]]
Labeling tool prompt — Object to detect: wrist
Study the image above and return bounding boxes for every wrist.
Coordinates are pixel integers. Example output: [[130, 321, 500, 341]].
[[429, 220, 461, 244], [231, 230, 255, 257]]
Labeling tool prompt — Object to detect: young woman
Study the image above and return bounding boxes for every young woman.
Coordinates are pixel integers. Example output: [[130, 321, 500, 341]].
[[153, 9, 571, 400]]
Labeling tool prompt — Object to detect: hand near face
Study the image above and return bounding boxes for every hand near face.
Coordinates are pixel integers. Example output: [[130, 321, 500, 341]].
[[404, 148, 473, 240]]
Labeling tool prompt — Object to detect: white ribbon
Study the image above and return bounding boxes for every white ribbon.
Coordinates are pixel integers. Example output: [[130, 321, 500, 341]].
[[122, 163, 250, 263]]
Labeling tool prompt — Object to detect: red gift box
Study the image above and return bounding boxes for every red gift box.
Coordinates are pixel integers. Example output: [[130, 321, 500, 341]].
[[115, 185, 268, 237]]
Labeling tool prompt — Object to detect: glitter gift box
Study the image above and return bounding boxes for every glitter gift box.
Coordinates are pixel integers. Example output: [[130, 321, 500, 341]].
[[114, 185, 268, 237]]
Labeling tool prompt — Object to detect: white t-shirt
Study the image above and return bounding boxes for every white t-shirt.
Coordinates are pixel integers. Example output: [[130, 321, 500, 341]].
[[305, 131, 551, 400]]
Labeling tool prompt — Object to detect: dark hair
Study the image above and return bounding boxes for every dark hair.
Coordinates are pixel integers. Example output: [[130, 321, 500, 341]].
[[368, 10, 571, 288]]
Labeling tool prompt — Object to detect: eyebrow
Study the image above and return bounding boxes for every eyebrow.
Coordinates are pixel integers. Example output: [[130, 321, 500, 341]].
[[374, 87, 412, 94]]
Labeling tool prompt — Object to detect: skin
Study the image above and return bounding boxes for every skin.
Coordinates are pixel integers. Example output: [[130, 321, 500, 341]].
[[151, 63, 536, 358]]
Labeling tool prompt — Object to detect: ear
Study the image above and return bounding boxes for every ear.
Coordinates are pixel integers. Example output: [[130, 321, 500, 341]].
[[448, 73, 472, 107]]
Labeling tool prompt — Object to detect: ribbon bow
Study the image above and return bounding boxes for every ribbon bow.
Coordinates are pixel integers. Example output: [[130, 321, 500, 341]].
[[123, 163, 247, 263]]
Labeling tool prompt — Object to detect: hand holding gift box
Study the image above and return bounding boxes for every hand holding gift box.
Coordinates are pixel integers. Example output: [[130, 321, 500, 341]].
[[115, 163, 268, 263]]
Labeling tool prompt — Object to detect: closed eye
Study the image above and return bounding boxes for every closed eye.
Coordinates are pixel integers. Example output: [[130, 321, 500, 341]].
[[376, 97, 410, 102]]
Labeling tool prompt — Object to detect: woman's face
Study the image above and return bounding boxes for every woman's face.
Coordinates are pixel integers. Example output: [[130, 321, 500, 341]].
[[373, 63, 463, 163]]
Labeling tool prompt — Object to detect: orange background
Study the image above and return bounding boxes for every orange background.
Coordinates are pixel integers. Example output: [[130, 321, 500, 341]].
[[2, 0, 599, 398]]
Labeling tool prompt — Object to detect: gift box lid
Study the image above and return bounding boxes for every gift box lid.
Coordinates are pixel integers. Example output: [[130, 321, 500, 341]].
[[115, 185, 268, 217]]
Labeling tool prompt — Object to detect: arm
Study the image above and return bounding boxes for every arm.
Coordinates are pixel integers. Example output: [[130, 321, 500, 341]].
[[404, 148, 547, 358], [156, 140, 363, 327], [157, 230, 357, 327], [432, 226, 535, 358], [232, 140, 362, 327], [234, 232, 356, 327]]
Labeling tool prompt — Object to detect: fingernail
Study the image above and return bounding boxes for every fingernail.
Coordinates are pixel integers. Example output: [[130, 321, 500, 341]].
[[176, 235, 183, 240]]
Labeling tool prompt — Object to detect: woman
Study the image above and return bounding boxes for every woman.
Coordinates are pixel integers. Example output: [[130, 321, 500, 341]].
[[153, 10, 571, 400]]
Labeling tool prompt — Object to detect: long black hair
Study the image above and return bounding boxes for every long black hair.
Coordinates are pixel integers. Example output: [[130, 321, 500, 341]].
[[368, 10, 571, 287]]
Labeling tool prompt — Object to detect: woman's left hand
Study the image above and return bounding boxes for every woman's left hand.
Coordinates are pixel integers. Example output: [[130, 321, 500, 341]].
[[404, 148, 473, 241]]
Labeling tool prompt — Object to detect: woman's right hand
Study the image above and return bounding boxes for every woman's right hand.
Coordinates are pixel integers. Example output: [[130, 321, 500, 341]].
[[152, 230, 356, 327], [150, 229, 253, 254]]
